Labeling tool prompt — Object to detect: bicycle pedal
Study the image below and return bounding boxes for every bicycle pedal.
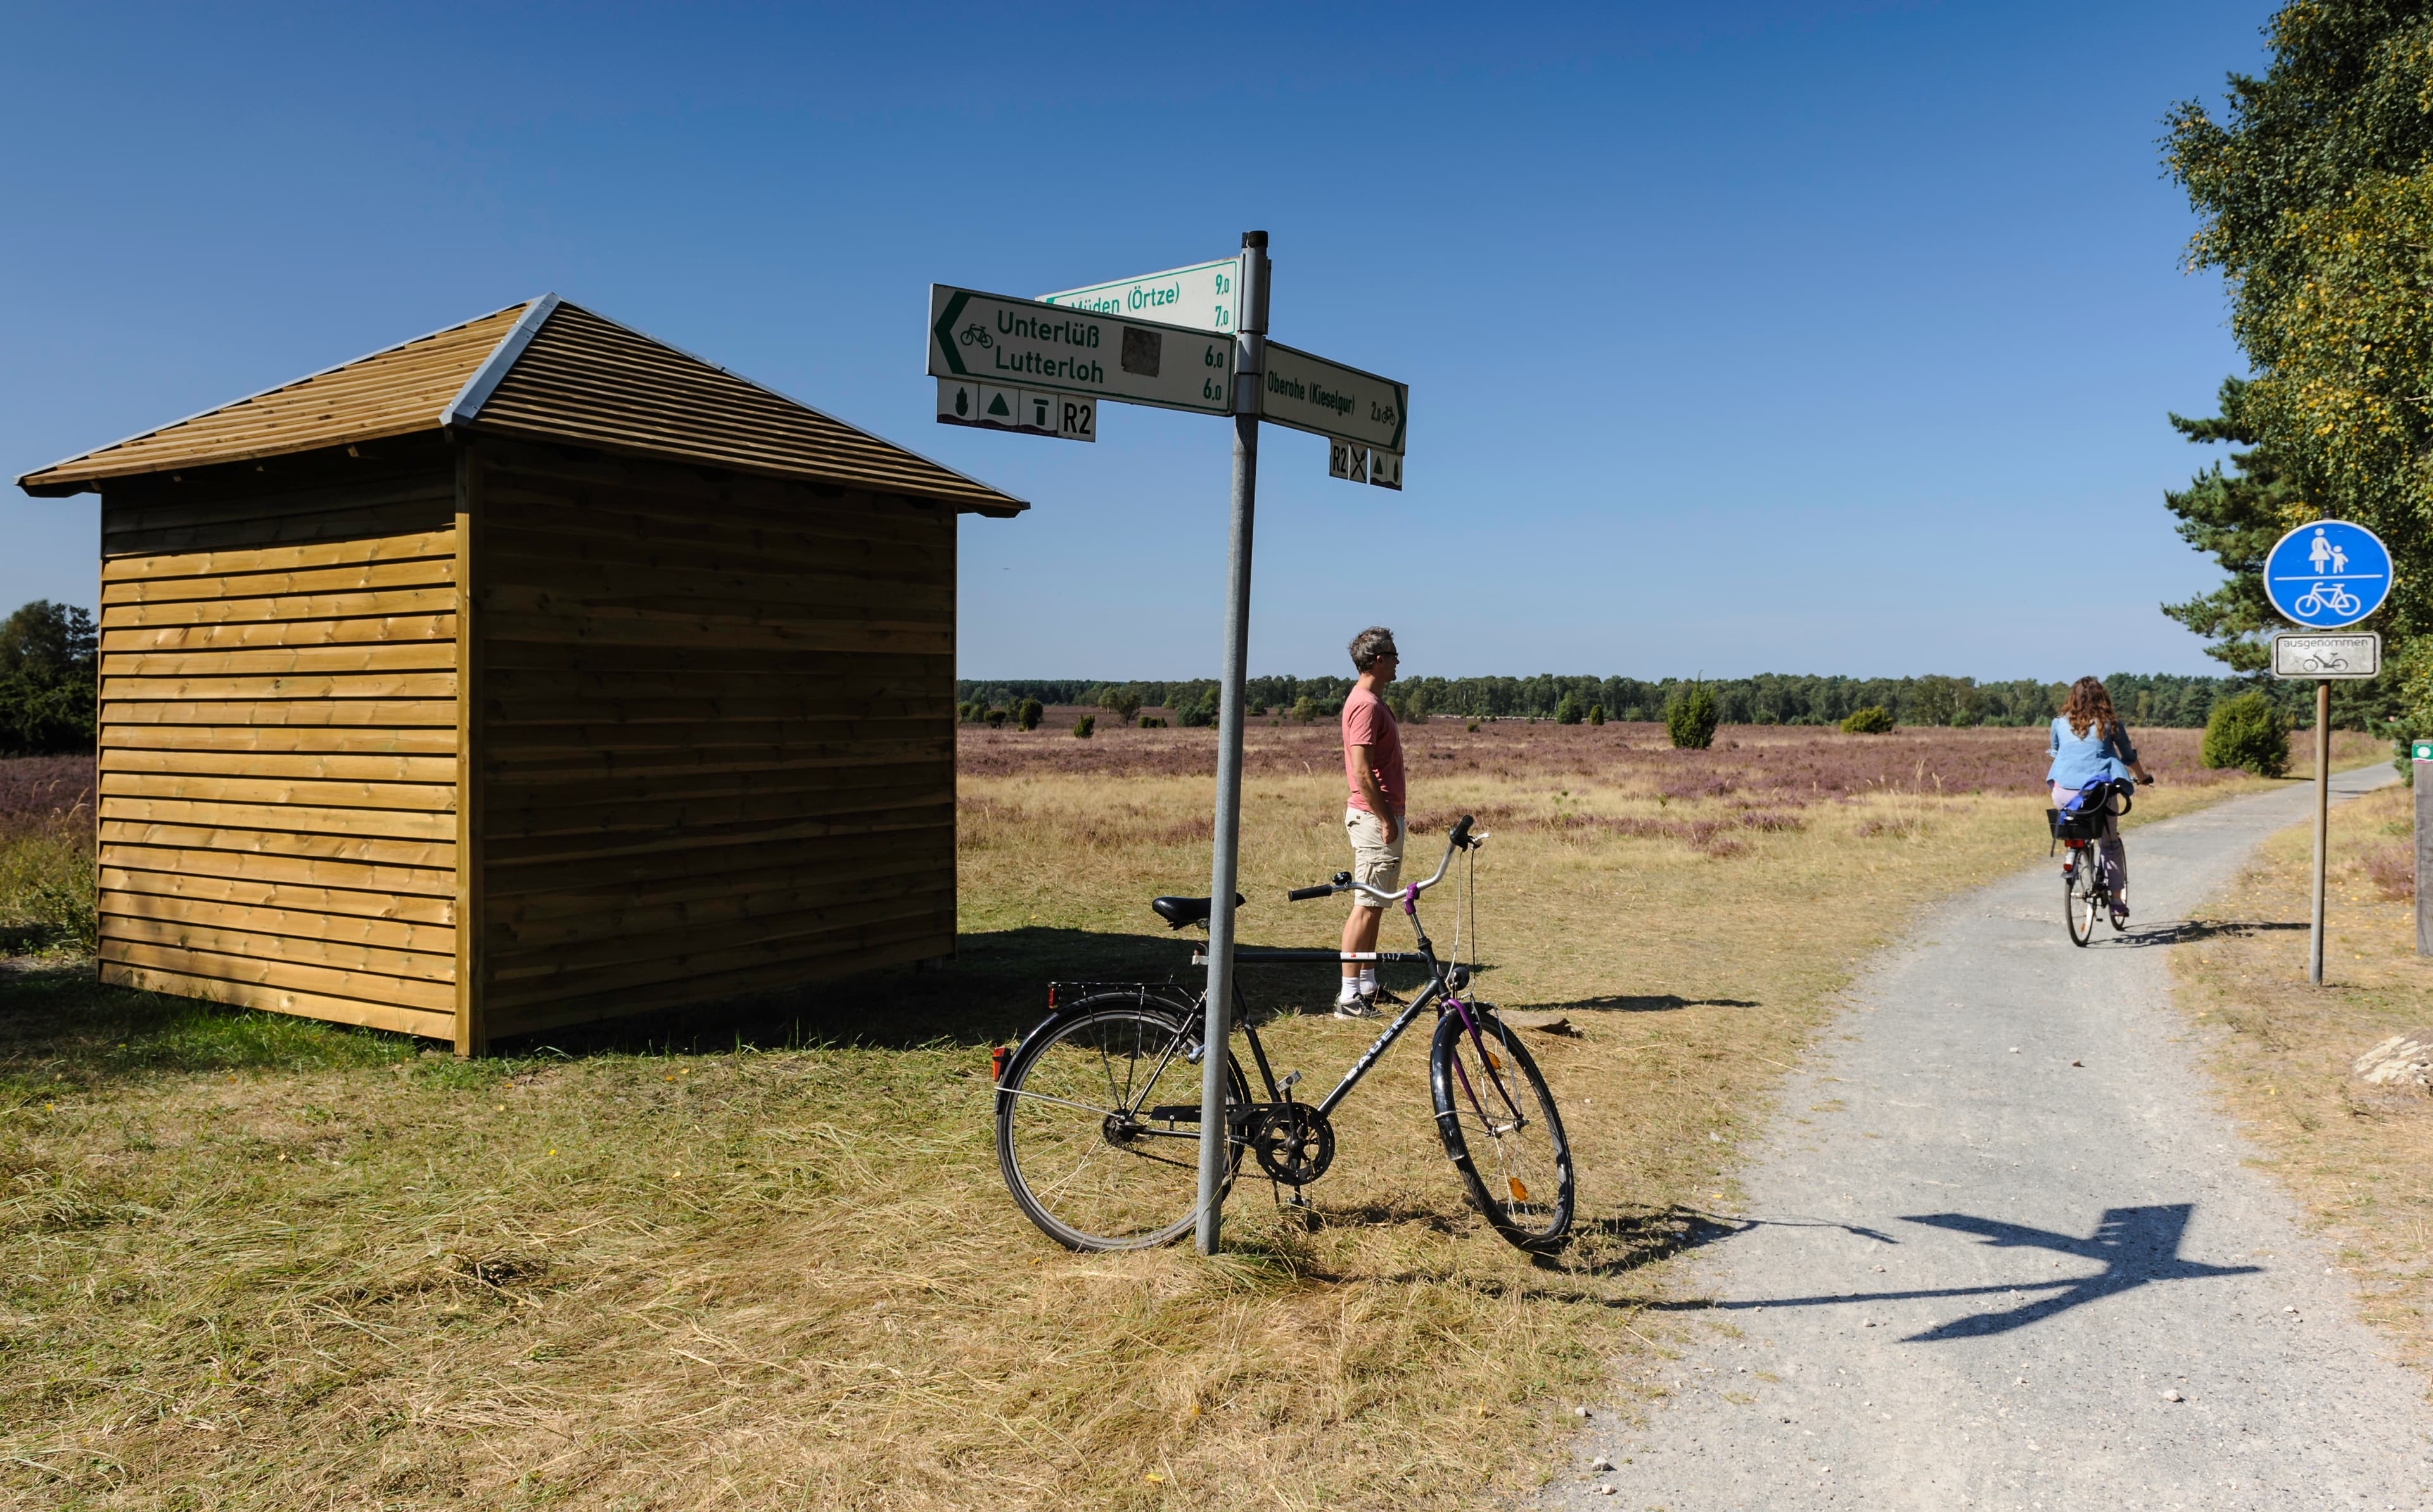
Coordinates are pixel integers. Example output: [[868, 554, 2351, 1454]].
[[1279, 1069, 1303, 1096]]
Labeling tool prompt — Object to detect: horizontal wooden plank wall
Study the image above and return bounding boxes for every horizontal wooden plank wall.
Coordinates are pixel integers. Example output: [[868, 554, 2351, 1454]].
[[473, 438, 955, 1039], [96, 445, 461, 1040]]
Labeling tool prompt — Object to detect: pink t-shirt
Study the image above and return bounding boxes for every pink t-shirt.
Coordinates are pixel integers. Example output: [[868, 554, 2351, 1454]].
[[1341, 687, 1405, 816]]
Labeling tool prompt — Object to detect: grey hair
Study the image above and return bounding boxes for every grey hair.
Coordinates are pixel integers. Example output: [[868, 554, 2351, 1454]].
[[1348, 626, 1398, 672]]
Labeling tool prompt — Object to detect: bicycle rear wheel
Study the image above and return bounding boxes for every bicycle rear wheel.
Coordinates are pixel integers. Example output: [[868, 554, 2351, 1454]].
[[1430, 1005, 1574, 1250], [995, 996, 1248, 1252], [2064, 854, 2097, 947]]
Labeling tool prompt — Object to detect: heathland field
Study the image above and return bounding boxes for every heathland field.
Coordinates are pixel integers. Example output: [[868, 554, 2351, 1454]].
[[0, 721, 2381, 1509]]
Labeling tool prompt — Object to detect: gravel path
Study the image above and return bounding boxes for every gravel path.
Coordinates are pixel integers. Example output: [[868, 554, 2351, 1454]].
[[1549, 766, 2433, 1511]]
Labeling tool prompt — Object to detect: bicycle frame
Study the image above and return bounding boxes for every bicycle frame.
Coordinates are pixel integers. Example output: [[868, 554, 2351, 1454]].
[[1189, 828, 1502, 1124], [1203, 945, 1445, 1117], [1014, 827, 1506, 1155]]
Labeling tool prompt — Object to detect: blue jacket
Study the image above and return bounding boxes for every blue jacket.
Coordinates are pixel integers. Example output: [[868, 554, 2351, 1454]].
[[2047, 715, 2140, 791]]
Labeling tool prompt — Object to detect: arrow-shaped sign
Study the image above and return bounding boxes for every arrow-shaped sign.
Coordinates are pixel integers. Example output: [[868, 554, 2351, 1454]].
[[1040, 258, 1239, 334], [929, 286, 1234, 416], [1258, 342, 1407, 454]]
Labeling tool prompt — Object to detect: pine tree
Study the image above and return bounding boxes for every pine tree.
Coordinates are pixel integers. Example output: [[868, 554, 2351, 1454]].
[[2159, 379, 2303, 674], [0, 600, 98, 756]]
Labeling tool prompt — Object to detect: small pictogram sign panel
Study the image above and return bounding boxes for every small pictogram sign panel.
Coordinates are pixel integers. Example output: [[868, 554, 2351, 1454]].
[[936, 379, 1095, 442]]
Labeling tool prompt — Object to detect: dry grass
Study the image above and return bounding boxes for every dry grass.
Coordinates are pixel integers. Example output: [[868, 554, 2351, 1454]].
[[0, 724, 2374, 1509], [2168, 776, 2433, 1375]]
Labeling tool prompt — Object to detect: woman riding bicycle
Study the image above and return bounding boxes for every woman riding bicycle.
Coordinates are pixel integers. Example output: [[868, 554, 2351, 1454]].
[[2047, 676, 2154, 926]]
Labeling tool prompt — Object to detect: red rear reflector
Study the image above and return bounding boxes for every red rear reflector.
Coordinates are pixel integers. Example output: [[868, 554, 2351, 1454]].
[[990, 1045, 1011, 1083]]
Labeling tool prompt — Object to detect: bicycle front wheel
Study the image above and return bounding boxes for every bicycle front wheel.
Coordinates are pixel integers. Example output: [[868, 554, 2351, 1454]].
[[1431, 1005, 1574, 1250], [996, 997, 1248, 1252]]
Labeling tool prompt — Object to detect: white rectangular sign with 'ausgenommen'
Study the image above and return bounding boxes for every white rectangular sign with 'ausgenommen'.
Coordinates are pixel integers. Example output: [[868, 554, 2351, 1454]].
[[2272, 632, 2381, 679], [928, 286, 1234, 416]]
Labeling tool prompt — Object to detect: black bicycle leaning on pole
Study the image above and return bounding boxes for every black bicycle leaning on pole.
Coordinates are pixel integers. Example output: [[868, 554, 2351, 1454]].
[[991, 816, 1575, 1253]]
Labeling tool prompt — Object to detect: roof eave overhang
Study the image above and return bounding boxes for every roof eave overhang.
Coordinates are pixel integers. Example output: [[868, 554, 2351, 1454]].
[[17, 418, 455, 497], [18, 477, 93, 498]]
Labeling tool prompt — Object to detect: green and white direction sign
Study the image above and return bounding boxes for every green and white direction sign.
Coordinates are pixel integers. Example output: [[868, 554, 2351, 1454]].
[[929, 286, 1232, 416], [1040, 258, 1238, 335], [1261, 341, 1407, 489]]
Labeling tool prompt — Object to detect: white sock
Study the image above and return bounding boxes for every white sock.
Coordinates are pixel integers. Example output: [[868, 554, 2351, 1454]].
[[1358, 969, 1377, 995], [1338, 977, 1362, 1002]]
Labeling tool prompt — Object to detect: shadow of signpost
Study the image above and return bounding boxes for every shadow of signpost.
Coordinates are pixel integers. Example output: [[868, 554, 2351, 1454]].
[[1652, 1203, 2258, 1340], [1894, 1205, 2259, 1338]]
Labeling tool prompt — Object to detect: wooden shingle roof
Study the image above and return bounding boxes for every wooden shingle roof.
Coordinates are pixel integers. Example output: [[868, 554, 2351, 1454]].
[[17, 295, 1026, 515]]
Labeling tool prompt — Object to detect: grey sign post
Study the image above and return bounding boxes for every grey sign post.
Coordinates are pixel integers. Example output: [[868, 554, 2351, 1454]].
[[2270, 629, 2385, 984], [2417, 739, 2433, 958], [2263, 521, 2395, 986], [1194, 232, 1270, 1255], [928, 234, 1398, 1255]]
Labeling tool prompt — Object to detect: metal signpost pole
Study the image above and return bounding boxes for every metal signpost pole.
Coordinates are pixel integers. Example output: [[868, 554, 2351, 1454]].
[[2259, 522, 2394, 988], [1196, 231, 1269, 1256], [2416, 739, 2432, 958], [2311, 680, 2330, 986], [929, 238, 1398, 1256]]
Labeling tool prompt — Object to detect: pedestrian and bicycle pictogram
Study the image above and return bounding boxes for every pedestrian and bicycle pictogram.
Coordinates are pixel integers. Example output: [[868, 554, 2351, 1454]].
[[2263, 519, 2393, 628]]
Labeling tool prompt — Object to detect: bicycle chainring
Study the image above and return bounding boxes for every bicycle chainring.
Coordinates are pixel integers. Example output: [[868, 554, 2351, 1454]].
[[1248, 1102, 1336, 1187]]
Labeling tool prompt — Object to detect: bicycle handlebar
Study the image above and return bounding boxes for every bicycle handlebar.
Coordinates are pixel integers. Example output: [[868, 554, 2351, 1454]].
[[1285, 816, 1486, 908]]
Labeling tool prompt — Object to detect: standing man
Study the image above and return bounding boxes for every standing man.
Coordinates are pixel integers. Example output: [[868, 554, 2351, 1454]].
[[1338, 626, 1405, 1017]]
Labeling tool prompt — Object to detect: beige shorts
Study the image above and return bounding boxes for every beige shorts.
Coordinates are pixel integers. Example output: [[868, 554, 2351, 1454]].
[[1344, 807, 1405, 906]]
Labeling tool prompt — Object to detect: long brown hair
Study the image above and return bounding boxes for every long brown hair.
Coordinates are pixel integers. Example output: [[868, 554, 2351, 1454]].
[[2062, 676, 2119, 740]]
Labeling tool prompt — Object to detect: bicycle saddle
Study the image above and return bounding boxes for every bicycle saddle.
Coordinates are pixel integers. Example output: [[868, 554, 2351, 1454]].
[[1149, 894, 1246, 929]]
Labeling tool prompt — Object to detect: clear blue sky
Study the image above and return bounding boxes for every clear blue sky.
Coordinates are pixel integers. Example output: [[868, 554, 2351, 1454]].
[[1, 2, 2274, 682]]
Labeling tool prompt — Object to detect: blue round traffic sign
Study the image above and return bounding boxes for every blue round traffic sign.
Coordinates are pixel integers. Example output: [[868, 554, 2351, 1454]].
[[2263, 520, 2394, 629]]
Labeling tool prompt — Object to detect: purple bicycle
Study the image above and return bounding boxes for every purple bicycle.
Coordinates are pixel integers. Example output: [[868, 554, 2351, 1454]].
[[992, 816, 1576, 1252]]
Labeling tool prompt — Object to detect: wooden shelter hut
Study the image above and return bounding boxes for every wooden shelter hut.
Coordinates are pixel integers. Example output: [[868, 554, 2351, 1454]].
[[17, 295, 1025, 1053]]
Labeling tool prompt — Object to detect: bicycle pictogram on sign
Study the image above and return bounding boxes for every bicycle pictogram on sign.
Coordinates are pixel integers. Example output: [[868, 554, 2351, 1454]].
[[2263, 520, 2394, 629]]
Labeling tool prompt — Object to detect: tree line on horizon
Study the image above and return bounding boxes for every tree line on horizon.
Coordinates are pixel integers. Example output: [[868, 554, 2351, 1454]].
[[955, 670, 2365, 730]]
